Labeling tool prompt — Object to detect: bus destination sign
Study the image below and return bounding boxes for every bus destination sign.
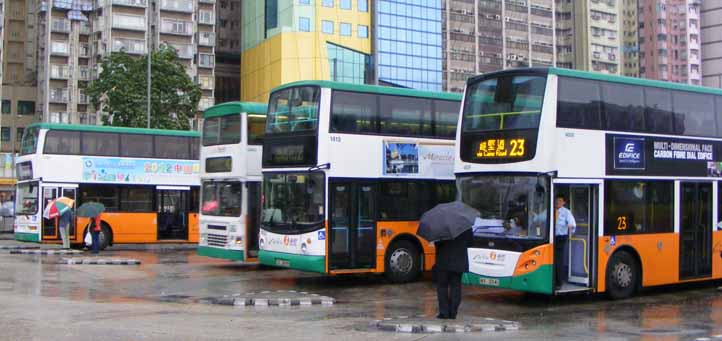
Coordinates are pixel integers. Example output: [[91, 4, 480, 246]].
[[460, 129, 538, 164], [606, 134, 721, 177]]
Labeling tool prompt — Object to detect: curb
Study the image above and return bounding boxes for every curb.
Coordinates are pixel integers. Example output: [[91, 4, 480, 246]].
[[0, 245, 40, 250], [9, 249, 83, 255], [203, 290, 335, 307], [374, 316, 520, 334], [62, 258, 141, 265], [107, 244, 198, 252]]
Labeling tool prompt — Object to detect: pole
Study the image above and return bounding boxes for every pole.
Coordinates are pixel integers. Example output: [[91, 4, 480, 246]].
[[146, 45, 151, 129]]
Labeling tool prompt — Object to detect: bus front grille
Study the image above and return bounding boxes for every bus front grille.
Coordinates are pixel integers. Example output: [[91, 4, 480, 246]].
[[207, 234, 227, 247]]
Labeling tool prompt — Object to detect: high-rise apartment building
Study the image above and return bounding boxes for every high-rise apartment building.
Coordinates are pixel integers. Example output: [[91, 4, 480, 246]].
[[376, 0, 443, 91], [638, 0, 701, 84], [701, 0, 722, 87], [36, 0, 216, 125], [241, 1, 372, 102], [1, 0, 39, 152], [214, 0, 240, 103], [556, 0, 622, 74], [621, 0, 639, 77], [443, 0, 555, 93]]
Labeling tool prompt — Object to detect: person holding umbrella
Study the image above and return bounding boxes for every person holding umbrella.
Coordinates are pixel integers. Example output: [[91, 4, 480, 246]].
[[43, 197, 75, 249], [77, 202, 106, 253], [417, 201, 477, 320]]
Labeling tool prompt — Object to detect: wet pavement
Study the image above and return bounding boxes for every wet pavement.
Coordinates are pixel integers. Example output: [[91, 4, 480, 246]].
[[0, 245, 721, 340]]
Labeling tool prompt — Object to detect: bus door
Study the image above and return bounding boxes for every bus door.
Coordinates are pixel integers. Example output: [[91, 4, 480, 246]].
[[246, 182, 261, 258], [679, 182, 712, 279], [157, 186, 191, 240], [329, 181, 377, 270], [41, 185, 77, 241], [554, 181, 599, 289]]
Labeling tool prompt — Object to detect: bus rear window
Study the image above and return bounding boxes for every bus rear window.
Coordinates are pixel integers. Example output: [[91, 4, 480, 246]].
[[463, 75, 546, 132], [266, 86, 320, 134]]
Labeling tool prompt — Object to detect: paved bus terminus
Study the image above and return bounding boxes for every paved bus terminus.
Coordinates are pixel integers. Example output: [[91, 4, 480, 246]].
[[197, 102, 267, 262], [456, 67, 722, 298], [14, 123, 200, 249], [258, 80, 462, 282]]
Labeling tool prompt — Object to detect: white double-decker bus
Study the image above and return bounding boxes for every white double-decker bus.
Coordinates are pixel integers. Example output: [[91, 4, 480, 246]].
[[456, 67, 722, 298], [15, 123, 200, 249], [197, 102, 267, 262], [259, 81, 461, 282]]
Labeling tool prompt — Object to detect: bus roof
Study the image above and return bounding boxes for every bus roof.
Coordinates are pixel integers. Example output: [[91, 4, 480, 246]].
[[203, 101, 268, 119], [469, 67, 722, 97], [272, 80, 463, 102], [26, 123, 200, 137]]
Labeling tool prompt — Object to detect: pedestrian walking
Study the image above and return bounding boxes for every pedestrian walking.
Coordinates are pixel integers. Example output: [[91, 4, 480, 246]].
[[416, 201, 479, 320], [89, 214, 102, 254], [58, 209, 73, 249], [433, 228, 473, 319]]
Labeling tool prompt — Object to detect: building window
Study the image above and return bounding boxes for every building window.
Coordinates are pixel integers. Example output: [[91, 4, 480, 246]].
[[17, 101, 35, 116], [358, 0, 367, 12], [340, 0, 350, 9], [358, 25, 368, 38], [322, 20, 334, 34], [298, 0, 310, 4], [16, 128, 24, 143], [322, 0, 333, 7], [1, 128, 9, 142], [340, 22, 351, 36], [327, 42, 371, 84], [265, 0, 278, 35], [299, 17, 311, 32], [1, 100, 10, 114]]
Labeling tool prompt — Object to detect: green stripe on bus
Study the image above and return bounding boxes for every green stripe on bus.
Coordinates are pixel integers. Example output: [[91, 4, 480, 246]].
[[203, 102, 268, 119], [462, 264, 553, 294], [197, 246, 245, 261], [26, 123, 199, 137], [258, 250, 326, 274], [14, 233, 40, 242], [273, 80, 463, 101], [549, 67, 722, 96]]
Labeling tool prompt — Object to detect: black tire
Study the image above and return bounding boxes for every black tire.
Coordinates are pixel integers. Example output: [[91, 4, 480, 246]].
[[385, 240, 421, 283], [606, 251, 639, 300], [98, 224, 111, 251]]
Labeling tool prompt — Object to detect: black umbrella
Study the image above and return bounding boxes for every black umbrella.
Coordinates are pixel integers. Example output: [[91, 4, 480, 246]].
[[416, 201, 479, 242]]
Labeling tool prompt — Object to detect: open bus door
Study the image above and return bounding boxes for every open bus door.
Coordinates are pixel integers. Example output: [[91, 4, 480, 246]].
[[553, 180, 600, 293], [41, 184, 77, 242]]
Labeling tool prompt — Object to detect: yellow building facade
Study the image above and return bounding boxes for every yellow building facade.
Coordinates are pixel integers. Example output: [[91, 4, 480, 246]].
[[241, 1, 371, 102]]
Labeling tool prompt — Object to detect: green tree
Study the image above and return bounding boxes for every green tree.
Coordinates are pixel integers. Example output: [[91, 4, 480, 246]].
[[86, 45, 201, 130]]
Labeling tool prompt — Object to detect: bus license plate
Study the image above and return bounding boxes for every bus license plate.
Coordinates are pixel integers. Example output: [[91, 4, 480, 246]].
[[275, 259, 290, 267], [479, 278, 499, 286]]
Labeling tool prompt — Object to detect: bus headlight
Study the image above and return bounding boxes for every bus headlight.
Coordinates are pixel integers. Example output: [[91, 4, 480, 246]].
[[259, 238, 265, 249], [301, 243, 308, 254]]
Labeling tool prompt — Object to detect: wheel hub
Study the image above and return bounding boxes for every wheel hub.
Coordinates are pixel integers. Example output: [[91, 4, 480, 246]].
[[390, 248, 413, 274], [613, 262, 633, 288]]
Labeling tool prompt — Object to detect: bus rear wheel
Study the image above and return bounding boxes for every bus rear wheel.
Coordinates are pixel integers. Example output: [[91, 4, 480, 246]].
[[385, 240, 421, 283], [606, 251, 638, 300]]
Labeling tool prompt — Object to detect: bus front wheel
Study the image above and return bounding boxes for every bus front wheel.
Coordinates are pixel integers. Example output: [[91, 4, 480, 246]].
[[385, 240, 421, 283], [606, 251, 639, 300]]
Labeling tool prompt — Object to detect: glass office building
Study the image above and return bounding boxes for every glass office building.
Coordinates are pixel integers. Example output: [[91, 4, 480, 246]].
[[375, 0, 443, 91]]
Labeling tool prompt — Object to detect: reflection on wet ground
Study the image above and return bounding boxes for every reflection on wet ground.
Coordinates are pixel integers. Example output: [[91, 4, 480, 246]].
[[1, 249, 721, 339]]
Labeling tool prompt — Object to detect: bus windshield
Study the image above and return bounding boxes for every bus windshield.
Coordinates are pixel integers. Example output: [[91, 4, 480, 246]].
[[266, 86, 320, 134], [16, 182, 38, 215], [201, 181, 242, 217], [457, 175, 549, 240], [20, 127, 39, 155], [262, 172, 324, 233], [463, 75, 546, 132]]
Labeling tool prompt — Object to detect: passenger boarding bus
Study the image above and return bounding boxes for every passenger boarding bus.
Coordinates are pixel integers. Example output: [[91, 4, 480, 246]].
[[197, 102, 267, 262], [259, 81, 462, 282], [456, 67, 722, 298], [14, 123, 200, 249]]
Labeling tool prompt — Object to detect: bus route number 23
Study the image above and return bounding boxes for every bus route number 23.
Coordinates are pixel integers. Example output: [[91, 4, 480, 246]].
[[616, 216, 628, 231], [509, 138, 525, 157]]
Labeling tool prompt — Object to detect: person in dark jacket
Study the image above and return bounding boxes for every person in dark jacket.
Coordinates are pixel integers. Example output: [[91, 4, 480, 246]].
[[434, 228, 474, 319]]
